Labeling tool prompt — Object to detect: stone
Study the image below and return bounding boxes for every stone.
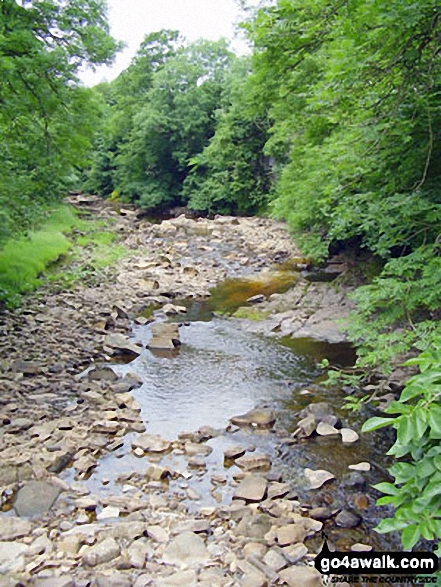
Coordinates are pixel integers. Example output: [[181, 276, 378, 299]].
[[148, 322, 181, 350], [132, 433, 171, 453], [236, 514, 272, 540], [96, 506, 120, 521], [335, 510, 361, 529], [230, 408, 276, 428], [316, 422, 339, 436], [126, 539, 151, 569], [263, 548, 288, 571], [104, 333, 142, 357], [247, 294, 266, 304], [304, 468, 335, 490], [294, 414, 316, 437], [233, 475, 267, 502], [156, 570, 197, 587], [162, 532, 209, 567], [279, 565, 323, 587], [95, 573, 131, 587], [82, 537, 121, 567], [33, 578, 75, 587], [267, 482, 290, 500], [162, 303, 187, 315], [243, 543, 268, 559], [88, 366, 118, 382], [0, 516, 31, 540], [348, 462, 371, 472], [343, 472, 366, 489], [0, 542, 28, 574], [146, 526, 169, 543], [235, 453, 271, 471], [282, 543, 308, 564], [5, 417, 34, 433], [309, 507, 333, 521], [184, 442, 212, 456], [14, 481, 60, 517], [340, 428, 359, 443], [223, 445, 246, 460], [276, 525, 308, 546], [351, 543, 373, 552]]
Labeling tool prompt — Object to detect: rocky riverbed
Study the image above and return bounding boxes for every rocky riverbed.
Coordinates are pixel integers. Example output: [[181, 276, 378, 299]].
[[0, 197, 383, 586]]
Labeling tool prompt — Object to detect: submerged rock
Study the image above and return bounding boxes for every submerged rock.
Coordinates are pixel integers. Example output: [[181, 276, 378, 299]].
[[230, 408, 276, 428]]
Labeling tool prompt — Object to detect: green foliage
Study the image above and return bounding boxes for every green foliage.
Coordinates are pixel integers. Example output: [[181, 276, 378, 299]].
[[362, 343, 441, 553], [184, 57, 271, 215], [84, 35, 235, 211], [0, 205, 78, 307], [347, 245, 441, 370], [0, 0, 119, 243]]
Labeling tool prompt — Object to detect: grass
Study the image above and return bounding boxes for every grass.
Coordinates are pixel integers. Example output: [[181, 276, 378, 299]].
[[233, 306, 270, 321], [0, 204, 130, 307], [0, 205, 78, 306]]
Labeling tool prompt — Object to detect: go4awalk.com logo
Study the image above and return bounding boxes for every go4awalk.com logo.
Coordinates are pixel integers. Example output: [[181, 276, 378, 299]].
[[314, 540, 438, 584]]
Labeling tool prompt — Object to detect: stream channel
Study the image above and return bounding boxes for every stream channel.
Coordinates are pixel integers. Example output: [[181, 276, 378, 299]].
[[65, 294, 400, 553]]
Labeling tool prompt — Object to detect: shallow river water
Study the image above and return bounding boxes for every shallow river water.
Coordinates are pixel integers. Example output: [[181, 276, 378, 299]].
[[72, 300, 401, 552]]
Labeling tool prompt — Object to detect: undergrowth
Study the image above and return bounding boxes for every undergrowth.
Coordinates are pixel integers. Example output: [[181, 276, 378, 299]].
[[0, 205, 78, 307], [0, 204, 129, 307]]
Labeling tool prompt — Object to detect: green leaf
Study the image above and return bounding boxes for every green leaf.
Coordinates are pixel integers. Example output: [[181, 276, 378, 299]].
[[376, 518, 409, 534], [397, 415, 414, 446], [361, 417, 394, 432], [373, 482, 399, 495], [428, 406, 441, 435], [401, 524, 421, 550]]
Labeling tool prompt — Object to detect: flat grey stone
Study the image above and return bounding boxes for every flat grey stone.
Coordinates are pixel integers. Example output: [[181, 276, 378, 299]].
[[279, 565, 323, 587], [162, 532, 209, 567], [82, 537, 120, 567], [0, 541, 28, 574], [233, 475, 267, 502], [33, 577, 75, 587], [0, 516, 31, 540], [14, 481, 60, 517]]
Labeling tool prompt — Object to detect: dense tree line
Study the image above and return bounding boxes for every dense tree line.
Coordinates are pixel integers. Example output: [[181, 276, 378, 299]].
[[0, 0, 119, 243], [2, 0, 441, 555], [84, 32, 270, 215]]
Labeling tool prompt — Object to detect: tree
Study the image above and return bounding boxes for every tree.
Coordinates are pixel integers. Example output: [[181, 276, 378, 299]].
[[0, 0, 119, 242], [112, 38, 235, 209], [183, 56, 272, 215]]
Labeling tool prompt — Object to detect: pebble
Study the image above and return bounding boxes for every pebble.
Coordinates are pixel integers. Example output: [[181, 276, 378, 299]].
[[340, 428, 360, 443]]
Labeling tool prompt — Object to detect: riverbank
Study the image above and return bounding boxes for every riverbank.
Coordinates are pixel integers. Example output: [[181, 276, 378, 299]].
[[0, 196, 381, 586]]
